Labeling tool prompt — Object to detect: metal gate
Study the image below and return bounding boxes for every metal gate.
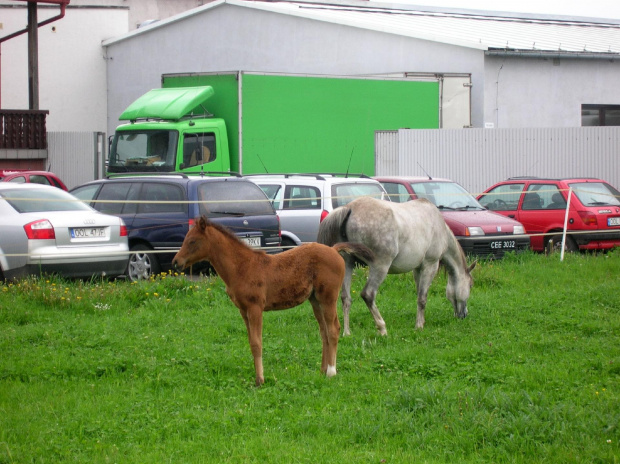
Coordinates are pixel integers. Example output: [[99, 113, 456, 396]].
[[47, 132, 106, 190]]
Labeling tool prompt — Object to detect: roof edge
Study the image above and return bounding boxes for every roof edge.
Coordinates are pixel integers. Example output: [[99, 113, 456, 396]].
[[486, 49, 620, 60], [102, 0, 226, 47]]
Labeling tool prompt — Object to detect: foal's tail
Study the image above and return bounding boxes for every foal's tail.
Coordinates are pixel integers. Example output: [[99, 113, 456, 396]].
[[333, 242, 374, 266], [317, 206, 352, 246]]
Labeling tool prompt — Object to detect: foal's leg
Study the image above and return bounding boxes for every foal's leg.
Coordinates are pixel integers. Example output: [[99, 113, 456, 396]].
[[239, 306, 264, 386], [413, 261, 440, 329], [360, 263, 390, 336], [310, 296, 339, 377]]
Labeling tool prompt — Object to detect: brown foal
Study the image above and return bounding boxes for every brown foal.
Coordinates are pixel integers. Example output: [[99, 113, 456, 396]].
[[172, 217, 373, 386]]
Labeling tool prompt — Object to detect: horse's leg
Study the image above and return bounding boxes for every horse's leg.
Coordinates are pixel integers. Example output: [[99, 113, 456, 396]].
[[360, 263, 390, 336], [239, 306, 264, 386], [310, 296, 339, 377], [413, 261, 440, 329], [309, 297, 329, 372], [340, 255, 355, 336]]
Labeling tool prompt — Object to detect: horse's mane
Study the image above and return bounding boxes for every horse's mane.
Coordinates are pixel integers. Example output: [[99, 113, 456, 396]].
[[202, 217, 246, 246], [439, 224, 469, 275]]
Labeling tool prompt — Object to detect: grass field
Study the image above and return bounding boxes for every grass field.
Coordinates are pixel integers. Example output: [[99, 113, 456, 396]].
[[1, 250, 619, 463]]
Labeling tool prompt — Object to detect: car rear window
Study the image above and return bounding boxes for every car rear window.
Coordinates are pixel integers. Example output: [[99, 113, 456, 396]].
[[0, 188, 92, 213], [198, 181, 274, 217], [331, 183, 385, 208], [569, 182, 620, 207]]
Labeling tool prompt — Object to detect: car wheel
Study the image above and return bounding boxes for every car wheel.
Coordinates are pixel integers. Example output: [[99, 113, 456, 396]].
[[127, 244, 161, 281], [548, 234, 578, 253], [281, 237, 297, 249]]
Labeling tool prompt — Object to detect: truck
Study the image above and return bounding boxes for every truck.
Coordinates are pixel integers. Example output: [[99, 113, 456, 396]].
[[106, 71, 449, 176]]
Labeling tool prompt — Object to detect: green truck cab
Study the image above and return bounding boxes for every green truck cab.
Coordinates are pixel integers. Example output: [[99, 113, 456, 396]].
[[108, 86, 232, 174]]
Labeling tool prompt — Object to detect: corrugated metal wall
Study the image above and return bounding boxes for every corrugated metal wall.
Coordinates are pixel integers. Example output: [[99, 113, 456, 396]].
[[375, 127, 620, 196], [47, 132, 105, 190]]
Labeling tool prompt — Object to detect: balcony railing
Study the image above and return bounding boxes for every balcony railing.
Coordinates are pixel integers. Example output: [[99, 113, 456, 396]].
[[0, 110, 49, 149]]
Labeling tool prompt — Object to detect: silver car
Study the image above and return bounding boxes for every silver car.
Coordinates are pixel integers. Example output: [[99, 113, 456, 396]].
[[248, 174, 389, 247], [0, 184, 129, 281]]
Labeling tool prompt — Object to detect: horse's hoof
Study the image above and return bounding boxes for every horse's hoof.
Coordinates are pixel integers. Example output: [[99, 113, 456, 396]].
[[326, 365, 337, 377], [255, 377, 265, 387]]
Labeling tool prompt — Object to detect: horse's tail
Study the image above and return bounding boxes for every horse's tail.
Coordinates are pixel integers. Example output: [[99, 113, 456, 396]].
[[317, 206, 352, 246], [333, 242, 374, 265]]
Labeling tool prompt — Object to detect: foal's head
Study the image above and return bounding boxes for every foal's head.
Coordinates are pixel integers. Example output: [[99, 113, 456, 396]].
[[446, 259, 476, 319], [172, 216, 214, 271]]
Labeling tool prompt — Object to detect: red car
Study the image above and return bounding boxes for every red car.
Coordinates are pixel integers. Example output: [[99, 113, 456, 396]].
[[375, 176, 530, 259], [0, 170, 67, 191], [478, 177, 620, 252]]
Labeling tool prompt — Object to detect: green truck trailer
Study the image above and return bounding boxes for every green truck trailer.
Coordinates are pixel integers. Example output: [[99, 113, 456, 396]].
[[107, 71, 441, 176]]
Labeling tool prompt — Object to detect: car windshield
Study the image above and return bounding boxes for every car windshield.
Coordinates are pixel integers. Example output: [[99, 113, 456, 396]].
[[108, 130, 179, 172], [410, 182, 482, 210], [569, 182, 620, 207], [198, 181, 274, 217], [0, 188, 93, 213]]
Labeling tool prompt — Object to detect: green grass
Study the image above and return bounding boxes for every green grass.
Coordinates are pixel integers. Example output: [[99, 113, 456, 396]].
[[1, 251, 619, 463]]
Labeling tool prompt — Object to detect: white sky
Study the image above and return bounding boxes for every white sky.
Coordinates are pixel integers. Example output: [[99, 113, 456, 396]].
[[374, 0, 620, 20]]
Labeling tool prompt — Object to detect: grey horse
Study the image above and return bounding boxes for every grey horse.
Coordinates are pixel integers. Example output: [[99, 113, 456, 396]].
[[318, 196, 476, 335]]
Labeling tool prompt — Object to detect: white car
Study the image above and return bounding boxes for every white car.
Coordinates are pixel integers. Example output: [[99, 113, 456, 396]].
[[247, 174, 389, 246], [0, 183, 129, 281]]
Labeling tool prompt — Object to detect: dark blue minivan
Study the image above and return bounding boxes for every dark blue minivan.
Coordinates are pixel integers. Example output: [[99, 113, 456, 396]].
[[71, 174, 281, 280]]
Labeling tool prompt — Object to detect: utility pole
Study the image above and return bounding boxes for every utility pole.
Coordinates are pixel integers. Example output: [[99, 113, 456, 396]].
[[28, 1, 40, 110]]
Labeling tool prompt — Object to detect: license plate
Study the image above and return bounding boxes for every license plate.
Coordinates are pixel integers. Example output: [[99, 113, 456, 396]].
[[71, 227, 107, 238], [608, 217, 620, 226], [241, 236, 261, 247], [490, 240, 516, 249]]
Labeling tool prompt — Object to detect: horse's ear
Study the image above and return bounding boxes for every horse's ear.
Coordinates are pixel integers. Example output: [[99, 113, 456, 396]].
[[467, 260, 477, 273], [196, 216, 207, 232]]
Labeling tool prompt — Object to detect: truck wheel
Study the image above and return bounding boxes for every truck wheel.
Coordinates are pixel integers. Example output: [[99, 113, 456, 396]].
[[548, 234, 578, 253], [127, 244, 160, 281]]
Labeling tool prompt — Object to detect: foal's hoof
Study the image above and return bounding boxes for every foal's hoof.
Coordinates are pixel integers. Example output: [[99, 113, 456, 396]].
[[326, 365, 337, 378]]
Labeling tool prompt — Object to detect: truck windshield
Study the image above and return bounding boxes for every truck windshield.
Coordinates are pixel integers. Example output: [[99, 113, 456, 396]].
[[108, 130, 178, 172]]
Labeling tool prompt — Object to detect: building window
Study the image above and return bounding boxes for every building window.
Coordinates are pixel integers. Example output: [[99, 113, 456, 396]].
[[582, 104, 620, 126]]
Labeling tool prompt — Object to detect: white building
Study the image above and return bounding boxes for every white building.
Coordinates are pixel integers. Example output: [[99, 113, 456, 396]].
[[102, 0, 620, 136]]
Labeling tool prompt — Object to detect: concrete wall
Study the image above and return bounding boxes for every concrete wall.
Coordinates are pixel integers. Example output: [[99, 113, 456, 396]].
[[1, 4, 127, 132], [103, 2, 485, 135], [483, 55, 620, 128]]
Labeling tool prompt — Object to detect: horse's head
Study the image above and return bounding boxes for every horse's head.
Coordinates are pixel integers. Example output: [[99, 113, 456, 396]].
[[446, 260, 476, 319], [172, 216, 212, 271]]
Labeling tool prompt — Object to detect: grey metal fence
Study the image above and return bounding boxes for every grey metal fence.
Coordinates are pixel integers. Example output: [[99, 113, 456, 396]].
[[376, 127, 620, 195]]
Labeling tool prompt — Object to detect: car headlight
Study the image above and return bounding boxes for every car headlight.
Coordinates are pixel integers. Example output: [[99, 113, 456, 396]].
[[466, 226, 485, 236], [513, 225, 525, 235]]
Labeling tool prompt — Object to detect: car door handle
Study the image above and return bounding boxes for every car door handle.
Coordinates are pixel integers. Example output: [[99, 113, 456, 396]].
[[508, 214, 515, 218]]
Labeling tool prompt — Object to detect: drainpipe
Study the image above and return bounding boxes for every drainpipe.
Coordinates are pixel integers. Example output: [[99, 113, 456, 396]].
[[0, 0, 70, 108]]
